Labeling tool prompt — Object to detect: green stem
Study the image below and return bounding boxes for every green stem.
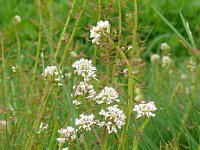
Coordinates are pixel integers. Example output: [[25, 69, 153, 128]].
[[1, 34, 8, 107], [31, 22, 42, 93], [60, 0, 87, 67], [102, 128, 108, 150], [132, 118, 149, 150], [25, 82, 52, 150], [131, 0, 138, 63], [111, 0, 121, 85], [107, 39, 133, 150], [177, 65, 200, 141], [14, 24, 21, 68], [93, 0, 101, 66], [54, 0, 77, 60]]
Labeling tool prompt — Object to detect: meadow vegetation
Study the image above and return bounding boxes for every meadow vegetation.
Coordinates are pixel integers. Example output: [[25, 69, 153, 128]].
[[0, 0, 200, 149]]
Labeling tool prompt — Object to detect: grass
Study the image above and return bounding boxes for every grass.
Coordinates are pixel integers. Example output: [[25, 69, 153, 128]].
[[0, 0, 200, 149]]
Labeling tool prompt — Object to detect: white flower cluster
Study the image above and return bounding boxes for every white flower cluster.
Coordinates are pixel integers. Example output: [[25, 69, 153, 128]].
[[72, 58, 97, 82], [133, 101, 157, 118], [73, 81, 96, 99], [160, 42, 170, 51], [95, 86, 119, 105], [14, 15, 21, 23], [57, 126, 76, 143], [42, 66, 63, 86], [12, 65, 18, 73], [151, 54, 160, 63], [90, 20, 110, 45], [75, 114, 97, 131], [37, 122, 48, 134], [99, 105, 126, 134], [162, 56, 172, 67], [72, 99, 82, 106]]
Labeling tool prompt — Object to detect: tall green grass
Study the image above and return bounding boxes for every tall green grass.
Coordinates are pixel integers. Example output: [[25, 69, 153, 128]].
[[0, 0, 200, 149]]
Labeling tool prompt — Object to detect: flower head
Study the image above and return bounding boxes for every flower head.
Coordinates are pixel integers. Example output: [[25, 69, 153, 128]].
[[133, 101, 157, 118], [37, 122, 48, 134], [42, 66, 63, 85], [72, 58, 97, 82], [14, 15, 21, 23], [90, 20, 110, 45], [57, 126, 76, 143], [151, 54, 160, 62], [73, 81, 96, 100], [160, 42, 170, 51], [95, 86, 120, 105], [75, 114, 97, 131], [99, 105, 126, 134], [162, 56, 172, 67]]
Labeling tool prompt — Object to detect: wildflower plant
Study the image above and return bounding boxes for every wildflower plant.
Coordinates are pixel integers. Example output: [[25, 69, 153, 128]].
[[42, 66, 63, 86], [133, 101, 157, 119], [98, 105, 126, 134], [2, 0, 200, 150]]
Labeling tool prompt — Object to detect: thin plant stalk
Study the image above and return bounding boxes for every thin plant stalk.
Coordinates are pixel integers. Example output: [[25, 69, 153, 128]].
[[14, 24, 21, 69], [60, 0, 87, 67], [102, 129, 108, 150], [131, 0, 138, 62], [54, 0, 77, 60], [93, 0, 101, 65], [31, 22, 42, 93], [107, 38, 133, 150], [111, 0, 121, 85], [177, 65, 200, 141], [25, 82, 52, 150], [132, 118, 149, 150]]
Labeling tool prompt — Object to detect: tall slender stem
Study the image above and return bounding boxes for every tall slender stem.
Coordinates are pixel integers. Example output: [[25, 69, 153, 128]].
[[93, 0, 101, 66], [177, 65, 200, 141], [31, 22, 42, 93], [60, 0, 87, 67], [111, 0, 121, 85], [107, 38, 133, 150], [14, 24, 21, 68], [131, 0, 138, 63], [25, 82, 52, 150], [54, 0, 76, 60], [132, 118, 149, 150]]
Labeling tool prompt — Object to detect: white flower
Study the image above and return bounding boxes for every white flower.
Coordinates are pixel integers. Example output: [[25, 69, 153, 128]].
[[162, 56, 172, 67], [42, 66, 63, 85], [73, 100, 82, 106], [57, 126, 76, 142], [73, 81, 96, 99], [75, 114, 97, 131], [57, 138, 66, 143], [70, 51, 78, 57], [12, 65, 18, 73], [99, 105, 126, 134], [65, 73, 72, 78], [95, 86, 119, 105], [128, 45, 132, 51], [14, 15, 21, 23], [150, 54, 160, 62], [62, 148, 69, 150], [181, 74, 186, 80], [160, 42, 170, 50], [133, 101, 157, 118], [37, 122, 48, 134], [90, 20, 110, 45], [72, 58, 97, 81]]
